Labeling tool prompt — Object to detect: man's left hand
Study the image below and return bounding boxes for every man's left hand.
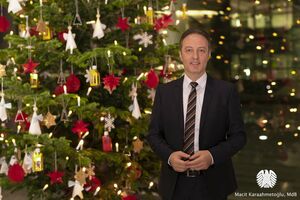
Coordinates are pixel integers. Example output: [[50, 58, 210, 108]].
[[186, 150, 213, 170]]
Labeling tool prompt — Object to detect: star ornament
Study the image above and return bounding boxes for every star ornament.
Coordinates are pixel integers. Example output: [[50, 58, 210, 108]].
[[104, 113, 115, 132], [75, 168, 89, 185], [103, 74, 120, 94], [154, 14, 173, 32], [132, 138, 143, 153], [43, 111, 56, 129], [22, 59, 39, 74], [48, 170, 64, 184], [72, 120, 89, 138], [116, 17, 130, 32]]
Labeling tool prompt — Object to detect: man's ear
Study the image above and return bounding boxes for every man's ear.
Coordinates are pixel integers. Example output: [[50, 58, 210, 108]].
[[179, 51, 182, 61]]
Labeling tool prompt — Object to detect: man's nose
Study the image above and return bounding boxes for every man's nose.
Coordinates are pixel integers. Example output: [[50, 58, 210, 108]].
[[192, 51, 199, 59]]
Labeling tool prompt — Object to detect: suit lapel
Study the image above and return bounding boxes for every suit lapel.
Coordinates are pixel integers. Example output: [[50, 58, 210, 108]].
[[174, 77, 184, 148], [200, 75, 214, 131]]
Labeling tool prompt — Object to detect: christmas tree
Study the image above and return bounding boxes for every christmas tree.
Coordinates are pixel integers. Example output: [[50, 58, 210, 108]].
[[0, 0, 183, 199]]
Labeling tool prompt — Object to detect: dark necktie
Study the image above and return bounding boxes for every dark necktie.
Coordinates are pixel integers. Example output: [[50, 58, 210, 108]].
[[183, 82, 198, 155]]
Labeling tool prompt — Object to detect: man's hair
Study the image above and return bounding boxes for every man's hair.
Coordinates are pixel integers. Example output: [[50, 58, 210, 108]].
[[179, 28, 212, 50]]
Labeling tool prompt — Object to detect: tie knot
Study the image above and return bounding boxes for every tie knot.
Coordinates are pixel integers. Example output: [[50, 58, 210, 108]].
[[190, 82, 198, 89]]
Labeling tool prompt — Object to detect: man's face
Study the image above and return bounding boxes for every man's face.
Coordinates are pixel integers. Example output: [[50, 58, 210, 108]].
[[180, 33, 211, 80]]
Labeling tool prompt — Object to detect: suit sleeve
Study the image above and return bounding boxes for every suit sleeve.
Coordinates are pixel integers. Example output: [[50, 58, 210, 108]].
[[146, 85, 173, 164], [208, 84, 246, 165]]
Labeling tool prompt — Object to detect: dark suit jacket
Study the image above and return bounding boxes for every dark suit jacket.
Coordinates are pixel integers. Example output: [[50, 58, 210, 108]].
[[147, 75, 246, 200]]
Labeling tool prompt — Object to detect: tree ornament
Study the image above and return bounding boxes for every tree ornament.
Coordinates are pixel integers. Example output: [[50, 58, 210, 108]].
[[48, 171, 64, 184], [133, 32, 153, 48], [22, 59, 39, 74], [116, 17, 130, 32], [43, 111, 56, 129], [145, 69, 159, 89], [147, 88, 156, 103], [0, 64, 6, 77], [146, 6, 153, 25], [9, 155, 17, 166], [89, 65, 100, 87], [104, 113, 115, 132], [122, 194, 137, 200], [132, 138, 143, 153], [75, 168, 89, 185], [84, 176, 101, 193], [30, 72, 39, 88], [181, 3, 187, 19], [72, 120, 89, 138], [73, 0, 82, 26], [102, 131, 112, 152], [29, 103, 43, 135], [0, 16, 10, 32], [93, 8, 106, 39], [63, 26, 77, 54], [68, 180, 84, 199], [32, 148, 43, 172], [0, 157, 8, 175], [103, 74, 120, 94], [154, 14, 173, 32], [8, 163, 25, 183], [0, 88, 12, 122], [22, 152, 33, 174], [66, 73, 80, 93], [129, 83, 141, 119], [86, 165, 95, 179], [7, 0, 22, 14], [36, 19, 47, 34]]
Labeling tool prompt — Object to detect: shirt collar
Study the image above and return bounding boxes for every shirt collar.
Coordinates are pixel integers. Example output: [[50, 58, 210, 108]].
[[183, 72, 207, 89]]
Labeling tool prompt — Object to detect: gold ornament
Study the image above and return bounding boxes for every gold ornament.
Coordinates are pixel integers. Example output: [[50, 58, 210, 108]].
[[30, 73, 39, 88], [43, 111, 56, 128], [89, 66, 100, 87], [146, 7, 154, 25], [36, 19, 47, 34], [182, 3, 187, 19], [32, 148, 43, 172], [132, 138, 143, 153], [86, 165, 95, 179], [42, 24, 52, 40], [74, 168, 89, 185], [0, 64, 6, 77]]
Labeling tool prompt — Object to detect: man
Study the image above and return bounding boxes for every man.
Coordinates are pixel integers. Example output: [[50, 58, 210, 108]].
[[147, 28, 246, 200]]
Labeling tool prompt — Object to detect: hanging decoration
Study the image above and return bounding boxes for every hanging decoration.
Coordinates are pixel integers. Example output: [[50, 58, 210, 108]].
[[103, 74, 120, 94], [154, 14, 173, 32], [43, 111, 56, 129], [22, 59, 39, 74], [129, 83, 141, 119], [72, 120, 89, 138], [28, 102, 43, 135], [8, 163, 25, 183], [63, 26, 77, 54], [102, 131, 112, 152], [93, 8, 106, 39], [48, 151, 64, 184], [146, 2, 154, 25], [7, 0, 22, 14], [0, 15, 10, 32], [73, 0, 83, 26], [0, 64, 6, 77], [145, 69, 159, 89], [66, 73, 80, 93], [116, 17, 130, 32], [0, 157, 8, 175], [22, 151, 33, 174], [0, 79, 12, 121], [104, 113, 115, 132], [36, 1, 47, 34], [133, 32, 153, 48], [132, 138, 143, 153], [68, 180, 84, 199], [30, 72, 39, 88]]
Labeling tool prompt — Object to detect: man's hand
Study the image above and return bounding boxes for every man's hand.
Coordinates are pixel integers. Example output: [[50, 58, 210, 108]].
[[169, 151, 190, 172], [186, 150, 213, 170]]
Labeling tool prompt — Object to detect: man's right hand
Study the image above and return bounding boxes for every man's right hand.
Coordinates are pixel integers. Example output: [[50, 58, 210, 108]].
[[169, 151, 190, 172]]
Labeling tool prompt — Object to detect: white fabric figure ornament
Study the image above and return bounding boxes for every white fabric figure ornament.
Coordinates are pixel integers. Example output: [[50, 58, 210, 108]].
[[29, 104, 43, 135], [93, 9, 106, 39], [84, 67, 92, 83], [22, 152, 33, 174], [0, 93, 12, 121], [0, 157, 8, 175], [9, 155, 17, 166], [133, 32, 153, 47], [68, 180, 84, 199], [63, 26, 77, 54], [7, 0, 22, 14], [129, 83, 141, 119]]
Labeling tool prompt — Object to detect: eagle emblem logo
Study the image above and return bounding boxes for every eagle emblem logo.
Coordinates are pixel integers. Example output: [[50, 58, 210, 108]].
[[256, 169, 277, 188]]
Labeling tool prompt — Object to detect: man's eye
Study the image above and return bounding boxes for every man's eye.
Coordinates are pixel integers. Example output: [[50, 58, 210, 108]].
[[186, 49, 193, 53]]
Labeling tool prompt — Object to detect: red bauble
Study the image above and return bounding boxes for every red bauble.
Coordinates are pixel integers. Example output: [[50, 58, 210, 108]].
[[116, 17, 130, 32], [8, 164, 25, 183], [154, 14, 173, 32], [122, 194, 137, 200], [22, 59, 39, 74], [72, 120, 89, 138], [0, 16, 10, 32], [145, 69, 159, 89], [66, 73, 80, 93], [48, 170, 64, 184], [84, 176, 101, 192], [29, 26, 39, 37], [103, 74, 120, 94], [54, 85, 64, 96]]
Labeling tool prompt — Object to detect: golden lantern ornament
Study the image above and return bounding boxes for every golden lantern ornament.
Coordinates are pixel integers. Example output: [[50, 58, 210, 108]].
[[89, 65, 100, 87], [30, 72, 39, 88], [182, 3, 187, 19], [42, 24, 52, 40], [146, 6, 154, 25], [32, 148, 43, 172]]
